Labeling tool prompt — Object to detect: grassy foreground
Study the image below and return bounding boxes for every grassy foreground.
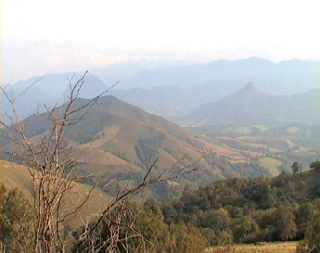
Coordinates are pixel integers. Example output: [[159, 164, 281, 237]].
[[206, 242, 297, 253]]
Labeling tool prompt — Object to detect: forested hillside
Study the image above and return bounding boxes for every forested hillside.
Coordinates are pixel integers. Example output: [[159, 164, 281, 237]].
[[161, 164, 320, 247]]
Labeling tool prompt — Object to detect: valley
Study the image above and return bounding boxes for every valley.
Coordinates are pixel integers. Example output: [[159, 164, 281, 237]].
[[4, 0, 320, 251], [1, 58, 320, 252]]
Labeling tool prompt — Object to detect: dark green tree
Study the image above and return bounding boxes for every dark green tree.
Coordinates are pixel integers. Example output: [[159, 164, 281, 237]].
[[165, 224, 206, 253], [274, 206, 297, 241], [298, 210, 320, 253], [291, 161, 301, 174], [296, 203, 314, 239], [199, 208, 231, 231], [233, 216, 259, 242], [0, 185, 34, 252], [310, 160, 320, 171]]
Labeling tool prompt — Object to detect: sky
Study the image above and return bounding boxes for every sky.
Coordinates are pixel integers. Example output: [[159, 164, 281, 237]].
[[2, 0, 320, 82]]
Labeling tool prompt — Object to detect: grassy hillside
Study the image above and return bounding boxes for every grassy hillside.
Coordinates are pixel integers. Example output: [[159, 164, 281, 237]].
[[2, 95, 278, 200], [6, 96, 318, 201], [259, 157, 282, 176], [0, 159, 111, 229]]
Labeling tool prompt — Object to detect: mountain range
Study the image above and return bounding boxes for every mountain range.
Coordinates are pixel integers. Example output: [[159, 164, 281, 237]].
[[1, 73, 108, 121], [3, 57, 320, 123], [95, 57, 320, 94], [107, 57, 320, 120]]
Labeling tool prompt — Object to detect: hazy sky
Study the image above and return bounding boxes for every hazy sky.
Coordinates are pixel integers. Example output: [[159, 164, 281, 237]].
[[2, 0, 320, 82]]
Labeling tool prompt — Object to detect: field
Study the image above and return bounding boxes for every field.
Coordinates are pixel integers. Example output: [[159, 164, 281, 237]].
[[259, 157, 282, 176], [206, 242, 297, 253]]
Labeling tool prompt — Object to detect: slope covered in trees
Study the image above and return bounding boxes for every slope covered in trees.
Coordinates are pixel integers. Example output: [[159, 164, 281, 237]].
[[161, 167, 320, 246]]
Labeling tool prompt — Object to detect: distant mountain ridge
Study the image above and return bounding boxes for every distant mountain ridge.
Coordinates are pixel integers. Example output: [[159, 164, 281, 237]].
[[12, 72, 107, 100], [104, 57, 320, 94], [107, 57, 320, 120], [182, 83, 320, 127], [2, 72, 107, 121], [3, 57, 320, 123]]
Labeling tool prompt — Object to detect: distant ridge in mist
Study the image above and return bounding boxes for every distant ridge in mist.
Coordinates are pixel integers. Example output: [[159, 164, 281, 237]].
[[4, 57, 320, 122], [182, 83, 320, 127]]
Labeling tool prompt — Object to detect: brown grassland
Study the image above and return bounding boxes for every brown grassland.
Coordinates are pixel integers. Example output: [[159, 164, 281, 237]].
[[0, 159, 111, 229], [206, 242, 297, 253]]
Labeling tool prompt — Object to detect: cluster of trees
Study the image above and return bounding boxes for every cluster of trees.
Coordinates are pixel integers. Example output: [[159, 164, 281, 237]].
[[161, 168, 320, 249], [163, 201, 314, 245], [91, 201, 207, 253]]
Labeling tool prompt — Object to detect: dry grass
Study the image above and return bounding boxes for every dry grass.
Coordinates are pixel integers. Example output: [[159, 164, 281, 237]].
[[206, 242, 297, 253], [0, 159, 111, 229], [259, 157, 282, 176]]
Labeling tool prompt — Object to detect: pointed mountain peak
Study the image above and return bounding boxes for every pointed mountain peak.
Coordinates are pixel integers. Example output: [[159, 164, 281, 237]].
[[243, 81, 257, 90], [238, 82, 264, 95]]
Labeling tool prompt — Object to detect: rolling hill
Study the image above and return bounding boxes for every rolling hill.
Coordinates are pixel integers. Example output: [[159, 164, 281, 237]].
[[2, 95, 280, 199]]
